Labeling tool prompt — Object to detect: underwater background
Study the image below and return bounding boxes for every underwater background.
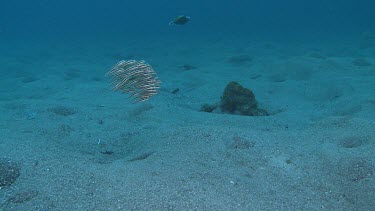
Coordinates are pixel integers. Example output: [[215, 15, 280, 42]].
[[1, 0, 375, 210]]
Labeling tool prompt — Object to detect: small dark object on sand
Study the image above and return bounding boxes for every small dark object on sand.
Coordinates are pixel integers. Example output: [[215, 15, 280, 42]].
[[179, 64, 198, 71], [169, 15, 190, 25], [128, 152, 155, 162], [101, 151, 114, 155], [49, 106, 76, 116], [227, 55, 252, 65], [200, 103, 218, 113]]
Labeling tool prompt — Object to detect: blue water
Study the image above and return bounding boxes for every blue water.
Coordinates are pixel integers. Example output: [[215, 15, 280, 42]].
[[1, 0, 375, 210], [2, 1, 375, 40]]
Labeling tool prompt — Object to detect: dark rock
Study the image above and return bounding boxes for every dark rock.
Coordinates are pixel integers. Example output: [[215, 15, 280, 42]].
[[220, 81, 268, 116]]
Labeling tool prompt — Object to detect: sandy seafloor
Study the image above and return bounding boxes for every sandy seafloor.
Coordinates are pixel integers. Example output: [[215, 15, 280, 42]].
[[0, 34, 374, 210]]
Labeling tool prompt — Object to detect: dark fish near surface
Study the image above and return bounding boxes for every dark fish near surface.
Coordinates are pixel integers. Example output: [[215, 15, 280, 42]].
[[169, 15, 190, 25]]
